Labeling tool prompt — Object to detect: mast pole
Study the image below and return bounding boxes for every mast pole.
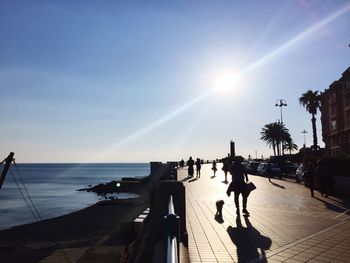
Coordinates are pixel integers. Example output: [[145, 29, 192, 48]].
[[0, 152, 14, 190]]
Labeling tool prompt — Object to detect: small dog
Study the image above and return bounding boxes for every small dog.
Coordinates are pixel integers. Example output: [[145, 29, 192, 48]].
[[215, 200, 225, 218]]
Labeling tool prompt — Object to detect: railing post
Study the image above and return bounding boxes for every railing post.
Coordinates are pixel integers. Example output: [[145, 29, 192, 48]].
[[164, 195, 180, 263]]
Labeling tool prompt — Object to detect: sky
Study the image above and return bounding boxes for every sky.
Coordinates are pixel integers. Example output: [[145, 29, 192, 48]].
[[0, 0, 349, 163]]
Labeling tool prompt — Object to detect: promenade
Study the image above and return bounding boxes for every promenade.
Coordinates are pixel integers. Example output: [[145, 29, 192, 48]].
[[178, 163, 350, 263]]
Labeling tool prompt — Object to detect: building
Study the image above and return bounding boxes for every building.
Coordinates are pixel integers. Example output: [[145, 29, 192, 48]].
[[320, 66, 350, 157]]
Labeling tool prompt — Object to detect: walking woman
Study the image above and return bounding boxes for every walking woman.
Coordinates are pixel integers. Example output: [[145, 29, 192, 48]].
[[222, 158, 230, 182], [228, 156, 250, 215], [187, 156, 195, 179], [195, 158, 201, 178], [316, 159, 332, 197], [212, 160, 218, 177]]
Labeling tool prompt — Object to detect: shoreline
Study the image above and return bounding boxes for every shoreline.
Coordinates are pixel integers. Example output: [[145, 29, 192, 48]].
[[0, 176, 151, 263]]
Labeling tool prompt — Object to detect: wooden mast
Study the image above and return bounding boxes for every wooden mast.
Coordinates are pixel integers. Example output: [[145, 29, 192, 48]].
[[0, 152, 14, 190]]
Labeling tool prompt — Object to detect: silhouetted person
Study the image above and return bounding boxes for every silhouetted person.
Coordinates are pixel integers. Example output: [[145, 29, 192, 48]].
[[179, 159, 185, 169], [187, 156, 194, 178], [222, 159, 230, 182], [195, 158, 201, 178], [305, 162, 315, 197], [267, 161, 272, 182], [212, 160, 217, 177], [316, 159, 332, 197], [229, 157, 249, 215]]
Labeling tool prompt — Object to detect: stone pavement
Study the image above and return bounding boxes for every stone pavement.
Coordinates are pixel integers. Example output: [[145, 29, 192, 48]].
[[178, 163, 350, 263]]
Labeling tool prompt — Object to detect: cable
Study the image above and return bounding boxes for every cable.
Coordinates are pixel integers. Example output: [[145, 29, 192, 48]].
[[10, 162, 74, 263], [8, 167, 40, 221], [13, 160, 42, 220]]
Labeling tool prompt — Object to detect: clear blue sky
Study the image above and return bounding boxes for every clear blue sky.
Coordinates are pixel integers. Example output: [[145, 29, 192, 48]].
[[1, 0, 349, 163]]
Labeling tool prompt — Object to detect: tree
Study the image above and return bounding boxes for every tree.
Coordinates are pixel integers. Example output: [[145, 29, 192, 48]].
[[283, 140, 298, 154], [261, 123, 277, 155], [299, 90, 321, 150], [261, 122, 291, 156]]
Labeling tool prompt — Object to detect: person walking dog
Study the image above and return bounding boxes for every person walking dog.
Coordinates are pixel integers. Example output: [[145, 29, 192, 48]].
[[227, 156, 250, 215]]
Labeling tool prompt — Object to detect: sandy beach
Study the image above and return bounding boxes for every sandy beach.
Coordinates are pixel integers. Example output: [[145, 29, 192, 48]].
[[0, 197, 149, 263]]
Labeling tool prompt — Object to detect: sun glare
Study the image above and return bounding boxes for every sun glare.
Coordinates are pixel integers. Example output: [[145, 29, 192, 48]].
[[213, 70, 240, 94]]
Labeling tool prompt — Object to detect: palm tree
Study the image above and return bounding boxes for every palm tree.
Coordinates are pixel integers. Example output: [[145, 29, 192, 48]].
[[261, 123, 277, 155], [299, 90, 321, 150], [283, 140, 298, 154], [261, 122, 291, 156]]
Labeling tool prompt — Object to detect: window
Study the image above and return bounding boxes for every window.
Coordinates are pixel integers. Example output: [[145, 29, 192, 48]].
[[331, 136, 338, 147], [346, 111, 350, 129], [330, 103, 337, 115], [345, 94, 350, 108], [330, 92, 336, 100], [331, 120, 337, 131]]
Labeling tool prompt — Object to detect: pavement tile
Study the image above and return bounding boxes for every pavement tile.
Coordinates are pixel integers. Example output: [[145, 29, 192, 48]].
[[268, 254, 289, 261], [267, 259, 282, 263], [293, 253, 315, 261], [283, 259, 304, 263], [312, 257, 333, 262]]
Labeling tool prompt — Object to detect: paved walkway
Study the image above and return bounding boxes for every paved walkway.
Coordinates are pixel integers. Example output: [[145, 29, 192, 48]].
[[178, 163, 350, 263]]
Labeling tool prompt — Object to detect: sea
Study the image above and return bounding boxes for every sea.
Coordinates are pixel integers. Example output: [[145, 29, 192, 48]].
[[0, 163, 150, 230]]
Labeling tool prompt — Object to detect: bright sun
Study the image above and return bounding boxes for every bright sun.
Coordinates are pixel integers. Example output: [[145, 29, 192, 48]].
[[213, 70, 240, 94]]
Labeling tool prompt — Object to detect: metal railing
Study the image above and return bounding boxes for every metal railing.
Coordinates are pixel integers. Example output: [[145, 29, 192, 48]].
[[164, 195, 180, 263]]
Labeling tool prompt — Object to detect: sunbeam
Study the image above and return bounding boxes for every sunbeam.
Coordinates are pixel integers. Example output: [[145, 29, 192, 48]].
[[244, 3, 350, 73], [170, 99, 215, 158], [90, 91, 213, 161], [90, 3, 349, 161]]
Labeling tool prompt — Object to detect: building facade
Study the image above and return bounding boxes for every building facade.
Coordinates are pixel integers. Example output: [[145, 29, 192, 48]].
[[320, 67, 350, 157]]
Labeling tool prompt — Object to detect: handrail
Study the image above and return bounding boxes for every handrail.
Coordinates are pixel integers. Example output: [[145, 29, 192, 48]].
[[168, 195, 175, 215], [165, 195, 179, 263], [167, 235, 178, 263]]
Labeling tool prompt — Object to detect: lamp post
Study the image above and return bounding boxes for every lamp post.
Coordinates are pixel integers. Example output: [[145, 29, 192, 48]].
[[275, 99, 287, 124], [302, 129, 308, 148], [275, 99, 287, 155]]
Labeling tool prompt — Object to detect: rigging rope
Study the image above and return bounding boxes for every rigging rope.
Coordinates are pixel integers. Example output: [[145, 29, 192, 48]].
[[13, 160, 42, 220], [8, 161, 73, 263], [8, 167, 40, 221]]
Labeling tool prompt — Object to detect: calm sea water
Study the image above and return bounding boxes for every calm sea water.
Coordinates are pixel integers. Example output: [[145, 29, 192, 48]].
[[0, 163, 149, 230]]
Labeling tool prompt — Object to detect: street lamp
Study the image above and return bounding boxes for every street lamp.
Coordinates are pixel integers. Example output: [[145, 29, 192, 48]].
[[275, 99, 287, 155], [275, 99, 287, 123], [302, 129, 308, 148]]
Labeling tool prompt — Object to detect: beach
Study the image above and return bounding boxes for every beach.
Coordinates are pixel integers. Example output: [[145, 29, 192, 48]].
[[0, 196, 149, 263], [0, 163, 152, 263]]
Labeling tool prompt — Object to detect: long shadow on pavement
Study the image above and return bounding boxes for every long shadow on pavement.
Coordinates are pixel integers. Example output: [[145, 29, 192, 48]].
[[227, 215, 272, 263], [188, 177, 199, 183], [314, 197, 348, 213], [269, 181, 286, 189], [180, 177, 190, 182]]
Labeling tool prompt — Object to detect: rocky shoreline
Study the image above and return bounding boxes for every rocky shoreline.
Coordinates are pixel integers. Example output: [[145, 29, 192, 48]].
[[78, 177, 145, 196]]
